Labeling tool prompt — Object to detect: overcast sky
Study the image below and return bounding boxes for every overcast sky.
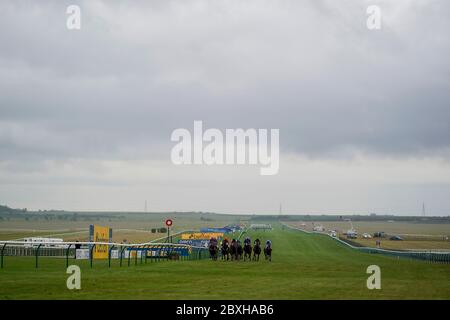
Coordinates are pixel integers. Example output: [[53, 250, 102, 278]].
[[1, 0, 449, 215]]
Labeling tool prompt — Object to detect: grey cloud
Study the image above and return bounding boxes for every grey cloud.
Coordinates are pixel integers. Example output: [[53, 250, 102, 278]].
[[0, 0, 449, 166]]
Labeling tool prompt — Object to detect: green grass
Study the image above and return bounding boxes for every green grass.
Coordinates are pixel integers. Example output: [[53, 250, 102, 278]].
[[1, 224, 449, 299]]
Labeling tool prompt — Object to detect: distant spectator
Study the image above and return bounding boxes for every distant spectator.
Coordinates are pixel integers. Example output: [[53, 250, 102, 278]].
[[74, 240, 81, 258]]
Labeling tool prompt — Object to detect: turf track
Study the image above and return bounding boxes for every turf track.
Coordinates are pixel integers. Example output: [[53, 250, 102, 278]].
[[1, 224, 449, 299]]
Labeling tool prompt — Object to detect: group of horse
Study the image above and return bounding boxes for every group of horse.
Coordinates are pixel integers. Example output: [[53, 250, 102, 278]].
[[208, 237, 272, 262]]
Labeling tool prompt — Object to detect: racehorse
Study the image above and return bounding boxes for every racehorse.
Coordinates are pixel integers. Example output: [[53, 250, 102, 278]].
[[264, 240, 272, 262], [243, 237, 252, 261], [236, 240, 243, 261], [253, 238, 261, 261], [209, 237, 219, 261], [221, 239, 230, 260], [230, 239, 238, 261]]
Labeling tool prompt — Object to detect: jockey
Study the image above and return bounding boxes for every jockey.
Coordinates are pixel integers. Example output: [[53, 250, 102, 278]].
[[244, 237, 251, 246], [209, 237, 217, 247], [265, 240, 272, 249], [254, 238, 260, 245]]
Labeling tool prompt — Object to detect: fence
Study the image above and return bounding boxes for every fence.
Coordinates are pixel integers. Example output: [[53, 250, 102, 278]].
[[0, 240, 210, 269], [281, 222, 450, 264]]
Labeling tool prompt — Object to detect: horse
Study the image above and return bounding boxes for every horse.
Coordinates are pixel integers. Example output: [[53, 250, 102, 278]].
[[221, 239, 230, 260], [253, 239, 261, 261], [209, 244, 218, 260], [230, 239, 238, 261], [264, 242, 272, 262], [236, 241, 243, 261], [243, 238, 252, 261], [209, 238, 219, 261]]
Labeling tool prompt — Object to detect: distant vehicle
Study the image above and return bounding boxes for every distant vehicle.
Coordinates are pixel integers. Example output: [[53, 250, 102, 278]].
[[313, 225, 325, 232], [329, 230, 337, 237], [344, 219, 357, 238], [346, 231, 357, 239], [362, 233, 372, 239], [389, 235, 403, 241], [373, 232, 386, 238]]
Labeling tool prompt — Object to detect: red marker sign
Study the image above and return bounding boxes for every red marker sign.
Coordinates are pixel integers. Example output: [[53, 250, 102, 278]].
[[165, 219, 173, 227]]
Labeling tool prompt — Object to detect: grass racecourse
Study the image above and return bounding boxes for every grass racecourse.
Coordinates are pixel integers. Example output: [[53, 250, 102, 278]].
[[1, 224, 449, 299]]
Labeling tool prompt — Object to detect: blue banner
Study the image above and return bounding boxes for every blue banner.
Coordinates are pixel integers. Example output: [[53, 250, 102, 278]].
[[138, 247, 190, 257], [200, 227, 232, 234], [179, 239, 209, 248]]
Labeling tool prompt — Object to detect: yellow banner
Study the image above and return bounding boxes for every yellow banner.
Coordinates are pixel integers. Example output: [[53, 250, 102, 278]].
[[93, 225, 110, 259], [181, 232, 224, 240]]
